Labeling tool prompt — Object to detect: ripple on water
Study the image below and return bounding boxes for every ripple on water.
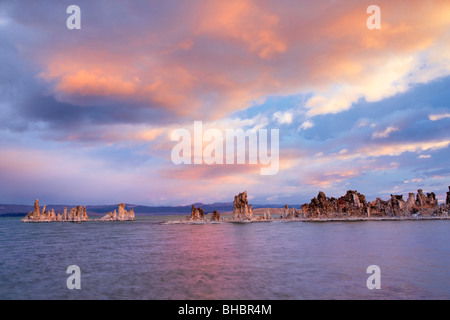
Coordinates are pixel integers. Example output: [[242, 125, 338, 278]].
[[0, 217, 449, 299]]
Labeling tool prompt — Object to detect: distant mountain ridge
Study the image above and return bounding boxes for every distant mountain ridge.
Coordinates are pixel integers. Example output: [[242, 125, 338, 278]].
[[0, 202, 296, 217]]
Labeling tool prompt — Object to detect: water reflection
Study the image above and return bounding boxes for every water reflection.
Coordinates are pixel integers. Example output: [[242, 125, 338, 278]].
[[0, 217, 449, 299]]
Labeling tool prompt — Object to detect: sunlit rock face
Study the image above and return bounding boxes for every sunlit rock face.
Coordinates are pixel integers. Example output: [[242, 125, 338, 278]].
[[301, 190, 368, 218], [21, 199, 89, 222], [301, 187, 449, 218], [189, 205, 205, 221], [99, 203, 135, 221], [282, 204, 299, 219], [232, 191, 253, 220]]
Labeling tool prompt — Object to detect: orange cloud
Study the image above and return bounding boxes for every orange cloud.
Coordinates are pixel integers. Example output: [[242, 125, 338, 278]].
[[195, 0, 286, 59], [29, 0, 450, 121], [56, 69, 139, 96]]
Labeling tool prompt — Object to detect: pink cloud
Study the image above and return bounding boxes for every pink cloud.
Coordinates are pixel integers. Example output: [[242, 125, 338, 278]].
[[3, 0, 450, 205], [23, 0, 449, 120], [194, 0, 287, 59]]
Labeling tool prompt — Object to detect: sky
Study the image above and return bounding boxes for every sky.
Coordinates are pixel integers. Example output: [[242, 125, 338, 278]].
[[0, 0, 449, 206]]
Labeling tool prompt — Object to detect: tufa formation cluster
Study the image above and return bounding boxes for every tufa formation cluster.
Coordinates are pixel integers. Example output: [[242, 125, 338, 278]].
[[232, 191, 254, 220], [21, 199, 89, 222], [299, 188, 450, 218], [187, 191, 256, 222], [211, 210, 221, 221], [189, 205, 205, 221], [281, 204, 300, 219], [99, 203, 135, 221], [188, 205, 221, 222]]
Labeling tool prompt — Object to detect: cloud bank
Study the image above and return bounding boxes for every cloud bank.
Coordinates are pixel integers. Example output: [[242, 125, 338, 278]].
[[0, 0, 449, 205]]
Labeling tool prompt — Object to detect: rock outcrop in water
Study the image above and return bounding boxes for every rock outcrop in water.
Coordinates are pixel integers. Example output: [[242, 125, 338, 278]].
[[436, 186, 450, 216], [232, 191, 254, 220], [179, 186, 449, 224], [300, 190, 368, 218], [20, 186, 450, 225], [367, 190, 442, 217], [299, 187, 449, 219], [281, 204, 299, 219], [211, 210, 221, 221], [99, 203, 135, 221], [447, 186, 450, 205], [21, 199, 89, 222], [188, 205, 205, 221], [446, 186, 450, 210]]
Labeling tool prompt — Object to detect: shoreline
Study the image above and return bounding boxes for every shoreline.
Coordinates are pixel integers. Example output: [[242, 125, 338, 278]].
[[17, 215, 450, 224], [162, 215, 450, 224]]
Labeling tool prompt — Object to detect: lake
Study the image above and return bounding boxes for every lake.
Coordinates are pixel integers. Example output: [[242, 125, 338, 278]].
[[1, 216, 449, 299]]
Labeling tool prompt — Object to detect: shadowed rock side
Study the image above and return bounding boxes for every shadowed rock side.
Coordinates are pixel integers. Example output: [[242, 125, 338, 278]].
[[299, 188, 449, 219], [99, 203, 135, 221], [447, 186, 450, 206], [211, 210, 221, 221], [21, 199, 89, 222]]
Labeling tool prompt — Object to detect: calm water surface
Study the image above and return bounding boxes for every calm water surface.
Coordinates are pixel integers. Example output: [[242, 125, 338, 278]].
[[1, 216, 449, 299]]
